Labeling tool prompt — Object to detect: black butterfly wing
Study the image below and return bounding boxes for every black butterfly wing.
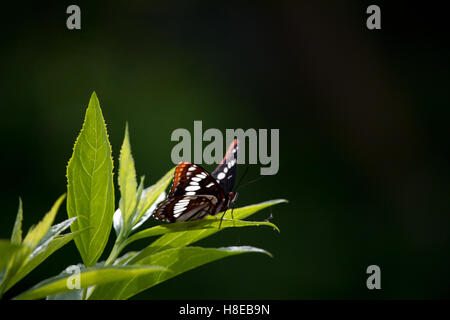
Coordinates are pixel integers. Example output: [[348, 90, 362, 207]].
[[153, 162, 229, 222], [153, 195, 218, 222], [168, 162, 226, 199], [211, 139, 238, 194]]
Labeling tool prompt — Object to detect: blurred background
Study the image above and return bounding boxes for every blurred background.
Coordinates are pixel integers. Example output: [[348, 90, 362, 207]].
[[1, 1, 449, 299]]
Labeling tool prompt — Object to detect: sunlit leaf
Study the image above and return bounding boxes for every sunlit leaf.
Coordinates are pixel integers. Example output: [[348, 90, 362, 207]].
[[118, 123, 138, 233], [45, 264, 87, 300], [66, 92, 115, 267], [46, 288, 83, 300], [113, 186, 166, 236], [114, 176, 145, 236], [131, 189, 165, 231], [89, 246, 269, 300], [121, 216, 279, 250], [113, 252, 138, 266], [113, 168, 173, 238], [23, 194, 66, 247], [11, 198, 23, 245], [0, 196, 69, 294], [4, 233, 75, 292], [131, 167, 175, 229], [30, 217, 77, 260], [0, 240, 22, 270], [128, 199, 287, 264], [88, 200, 285, 300], [0, 241, 27, 295], [14, 264, 169, 300]]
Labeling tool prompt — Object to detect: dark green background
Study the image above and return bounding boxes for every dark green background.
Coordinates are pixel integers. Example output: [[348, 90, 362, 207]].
[[1, 1, 449, 299]]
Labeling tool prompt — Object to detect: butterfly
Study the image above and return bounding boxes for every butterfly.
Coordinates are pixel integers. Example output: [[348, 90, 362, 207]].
[[153, 139, 239, 223]]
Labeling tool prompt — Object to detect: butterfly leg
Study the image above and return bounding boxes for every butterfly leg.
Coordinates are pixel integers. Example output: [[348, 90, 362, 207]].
[[218, 208, 228, 229], [230, 206, 236, 228]]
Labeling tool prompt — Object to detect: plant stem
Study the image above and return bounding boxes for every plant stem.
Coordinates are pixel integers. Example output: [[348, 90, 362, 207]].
[[105, 243, 122, 266], [104, 231, 127, 266]]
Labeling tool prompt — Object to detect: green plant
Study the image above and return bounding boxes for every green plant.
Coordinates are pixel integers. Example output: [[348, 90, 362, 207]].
[[0, 92, 287, 300]]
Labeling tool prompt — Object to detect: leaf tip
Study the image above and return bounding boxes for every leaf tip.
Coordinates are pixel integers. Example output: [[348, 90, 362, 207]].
[[272, 224, 281, 233]]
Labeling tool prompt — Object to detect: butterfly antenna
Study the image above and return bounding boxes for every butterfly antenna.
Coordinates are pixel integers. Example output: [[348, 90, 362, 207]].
[[233, 166, 249, 193], [235, 174, 265, 192], [227, 167, 250, 227]]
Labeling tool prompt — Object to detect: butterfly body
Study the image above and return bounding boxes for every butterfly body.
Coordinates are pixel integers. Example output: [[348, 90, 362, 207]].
[[153, 140, 239, 223]]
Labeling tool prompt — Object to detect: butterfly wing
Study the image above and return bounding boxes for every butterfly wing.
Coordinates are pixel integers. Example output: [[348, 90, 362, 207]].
[[153, 140, 239, 224], [153, 195, 219, 222], [153, 162, 229, 222], [211, 139, 238, 194], [168, 162, 226, 199]]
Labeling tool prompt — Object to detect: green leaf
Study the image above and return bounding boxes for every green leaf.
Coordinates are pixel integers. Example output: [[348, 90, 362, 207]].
[[66, 92, 115, 267], [14, 265, 169, 300], [0, 241, 26, 295], [31, 217, 77, 259], [121, 216, 279, 250], [113, 178, 167, 237], [114, 252, 139, 266], [113, 168, 173, 236], [88, 200, 285, 299], [11, 198, 23, 245], [131, 176, 146, 229], [128, 199, 287, 264], [46, 288, 83, 300], [0, 240, 22, 270], [1, 217, 78, 293], [3, 233, 75, 292], [89, 246, 269, 300], [23, 194, 66, 247], [118, 123, 138, 232], [114, 176, 142, 236], [1, 195, 67, 294], [46, 263, 92, 300], [45, 263, 89, 300], [131, 167, 175, 229]]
